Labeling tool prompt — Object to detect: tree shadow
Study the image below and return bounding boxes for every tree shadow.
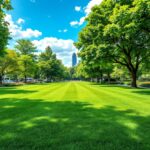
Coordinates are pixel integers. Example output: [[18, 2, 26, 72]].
[[89, 83, 150, 96], [132, 90, 150, 95], [90, 83, 135, 89], [0, 87, 37, 95], [0, 98, 150, 150]]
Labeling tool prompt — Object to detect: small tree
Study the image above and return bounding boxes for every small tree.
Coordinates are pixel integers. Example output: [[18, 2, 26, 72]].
[[38, 46, 66, 81], [0, 50, 18, 84], [18, 55, 36, 83]]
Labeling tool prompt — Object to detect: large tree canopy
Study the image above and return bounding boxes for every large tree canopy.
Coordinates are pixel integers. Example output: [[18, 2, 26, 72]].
[[0, 0, 12, 55], [75, 0, 150, 87]]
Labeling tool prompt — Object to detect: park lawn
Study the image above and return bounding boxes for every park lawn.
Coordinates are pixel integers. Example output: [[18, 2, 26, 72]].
[[0, 82, 150, 150]]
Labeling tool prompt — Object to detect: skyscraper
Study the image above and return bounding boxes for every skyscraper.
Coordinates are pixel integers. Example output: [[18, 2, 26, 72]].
[[72, 53, 77, 67]]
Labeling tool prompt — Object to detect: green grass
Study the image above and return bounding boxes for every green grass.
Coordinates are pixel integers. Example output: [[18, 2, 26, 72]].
[[0, 82, 150, 150]]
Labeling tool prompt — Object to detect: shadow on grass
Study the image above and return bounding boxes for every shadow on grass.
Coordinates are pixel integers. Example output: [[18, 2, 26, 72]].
[[0, 87, 37, 95], [0, 98, 150, 150], [132, 90, 150, 95], [90, 83, 134, 89], [90, 83, 150, 96]]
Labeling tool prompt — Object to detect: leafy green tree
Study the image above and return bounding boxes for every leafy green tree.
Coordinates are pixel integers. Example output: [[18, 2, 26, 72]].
[[38, 46, 66, 81], [18, 55, 36, 83], [15, 39, 36, 55], [63, 67, 71, 80], [75, 44, 113, 82], [111, 66, 129, 83], [74, 63, 88, 80], [0, 0, 12, 55], [0, 50, 18, 84], [15, 39, 37, 83], [103, 0, 150, 87], [75, 0, 150, 87]]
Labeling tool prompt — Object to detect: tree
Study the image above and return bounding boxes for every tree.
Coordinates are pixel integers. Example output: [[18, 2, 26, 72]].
[[103, 0, 150, 87], [0, 0, 12, 55], [15, 39, 36, 55], [75, 44, 113, 83], [18, 55, 36, 83], [15, 39, 37, 83], [75, 0, 150, 87], [0, 50, 18, 84], [38, 46, 66, 81]]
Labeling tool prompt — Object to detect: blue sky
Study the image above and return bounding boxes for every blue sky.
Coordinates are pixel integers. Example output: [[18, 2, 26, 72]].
[[6, 0, 102, 66]]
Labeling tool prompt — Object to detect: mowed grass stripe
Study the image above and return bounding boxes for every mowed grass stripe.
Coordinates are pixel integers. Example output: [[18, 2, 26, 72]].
[[78, 82, 150, 114], [74, 82, 109, 106], [0, 82, 150, 150], [27, 83, 67, 100], [90, 84, 150, 101], [62, 82, 79, 100], [42, 82, 71, 100], [0, 83, 64, 117]]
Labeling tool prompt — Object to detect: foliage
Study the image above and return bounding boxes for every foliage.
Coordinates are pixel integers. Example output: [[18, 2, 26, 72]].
[[0, 0, 12, 55], [14, 39, 37, 82], [0, 49, 18, 84], [18, 55, 37, 82], [15, 39, 36, 55], [38, 46, 66, 81], [75, 0, 150, 87]]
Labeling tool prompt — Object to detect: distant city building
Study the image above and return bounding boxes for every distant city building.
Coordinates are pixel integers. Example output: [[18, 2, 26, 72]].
[[72, 53, 77, 67]]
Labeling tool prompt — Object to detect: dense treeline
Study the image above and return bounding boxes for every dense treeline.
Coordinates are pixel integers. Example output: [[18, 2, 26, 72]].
[[0, 1, 69, 85], [0, 0, 150, 87], [0, 39, 69, 84], [75, 0, 150, 87]]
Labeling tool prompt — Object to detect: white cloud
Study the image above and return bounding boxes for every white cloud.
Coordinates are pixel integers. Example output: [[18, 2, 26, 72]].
[[5, 14, 75, 66], [17, 18, 25, 24], [58, 29, 68, 33], [85, 0, 103, 15], [71, 0, 103, 27], [75, 6, 81, 12], [70, 17, 85, 26], [32, 37, 77, 66], [70, 21, 78, 26], [5, 14, 42, 39]]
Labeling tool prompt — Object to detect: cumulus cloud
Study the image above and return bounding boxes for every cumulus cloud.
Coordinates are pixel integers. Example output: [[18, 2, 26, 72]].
[[71, 0, 103, 27], [75, 6, 81, 12], [5, 14, 42, 39], [17, 18, 25, 24], [85, 0, 103, 15], [32, 37, 77, 66], [5, 14, 75, 66], [70, 17, 85, 26]]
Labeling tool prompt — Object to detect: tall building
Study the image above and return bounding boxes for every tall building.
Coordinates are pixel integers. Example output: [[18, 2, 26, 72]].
[[72, 53, 77, 67]]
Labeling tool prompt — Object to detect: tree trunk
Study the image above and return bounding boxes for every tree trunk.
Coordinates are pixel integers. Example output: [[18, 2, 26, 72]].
[[0, 75, 3, 85], [96, 77, 99, 83], [107, 73, 111, 84], [24, 75, 27, 83], [131, 71, 137, 88], [100, 73, 103, 84]]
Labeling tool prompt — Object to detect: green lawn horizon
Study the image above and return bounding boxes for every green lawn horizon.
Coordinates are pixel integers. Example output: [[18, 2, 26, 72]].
[[0, 81, 150, 150]]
